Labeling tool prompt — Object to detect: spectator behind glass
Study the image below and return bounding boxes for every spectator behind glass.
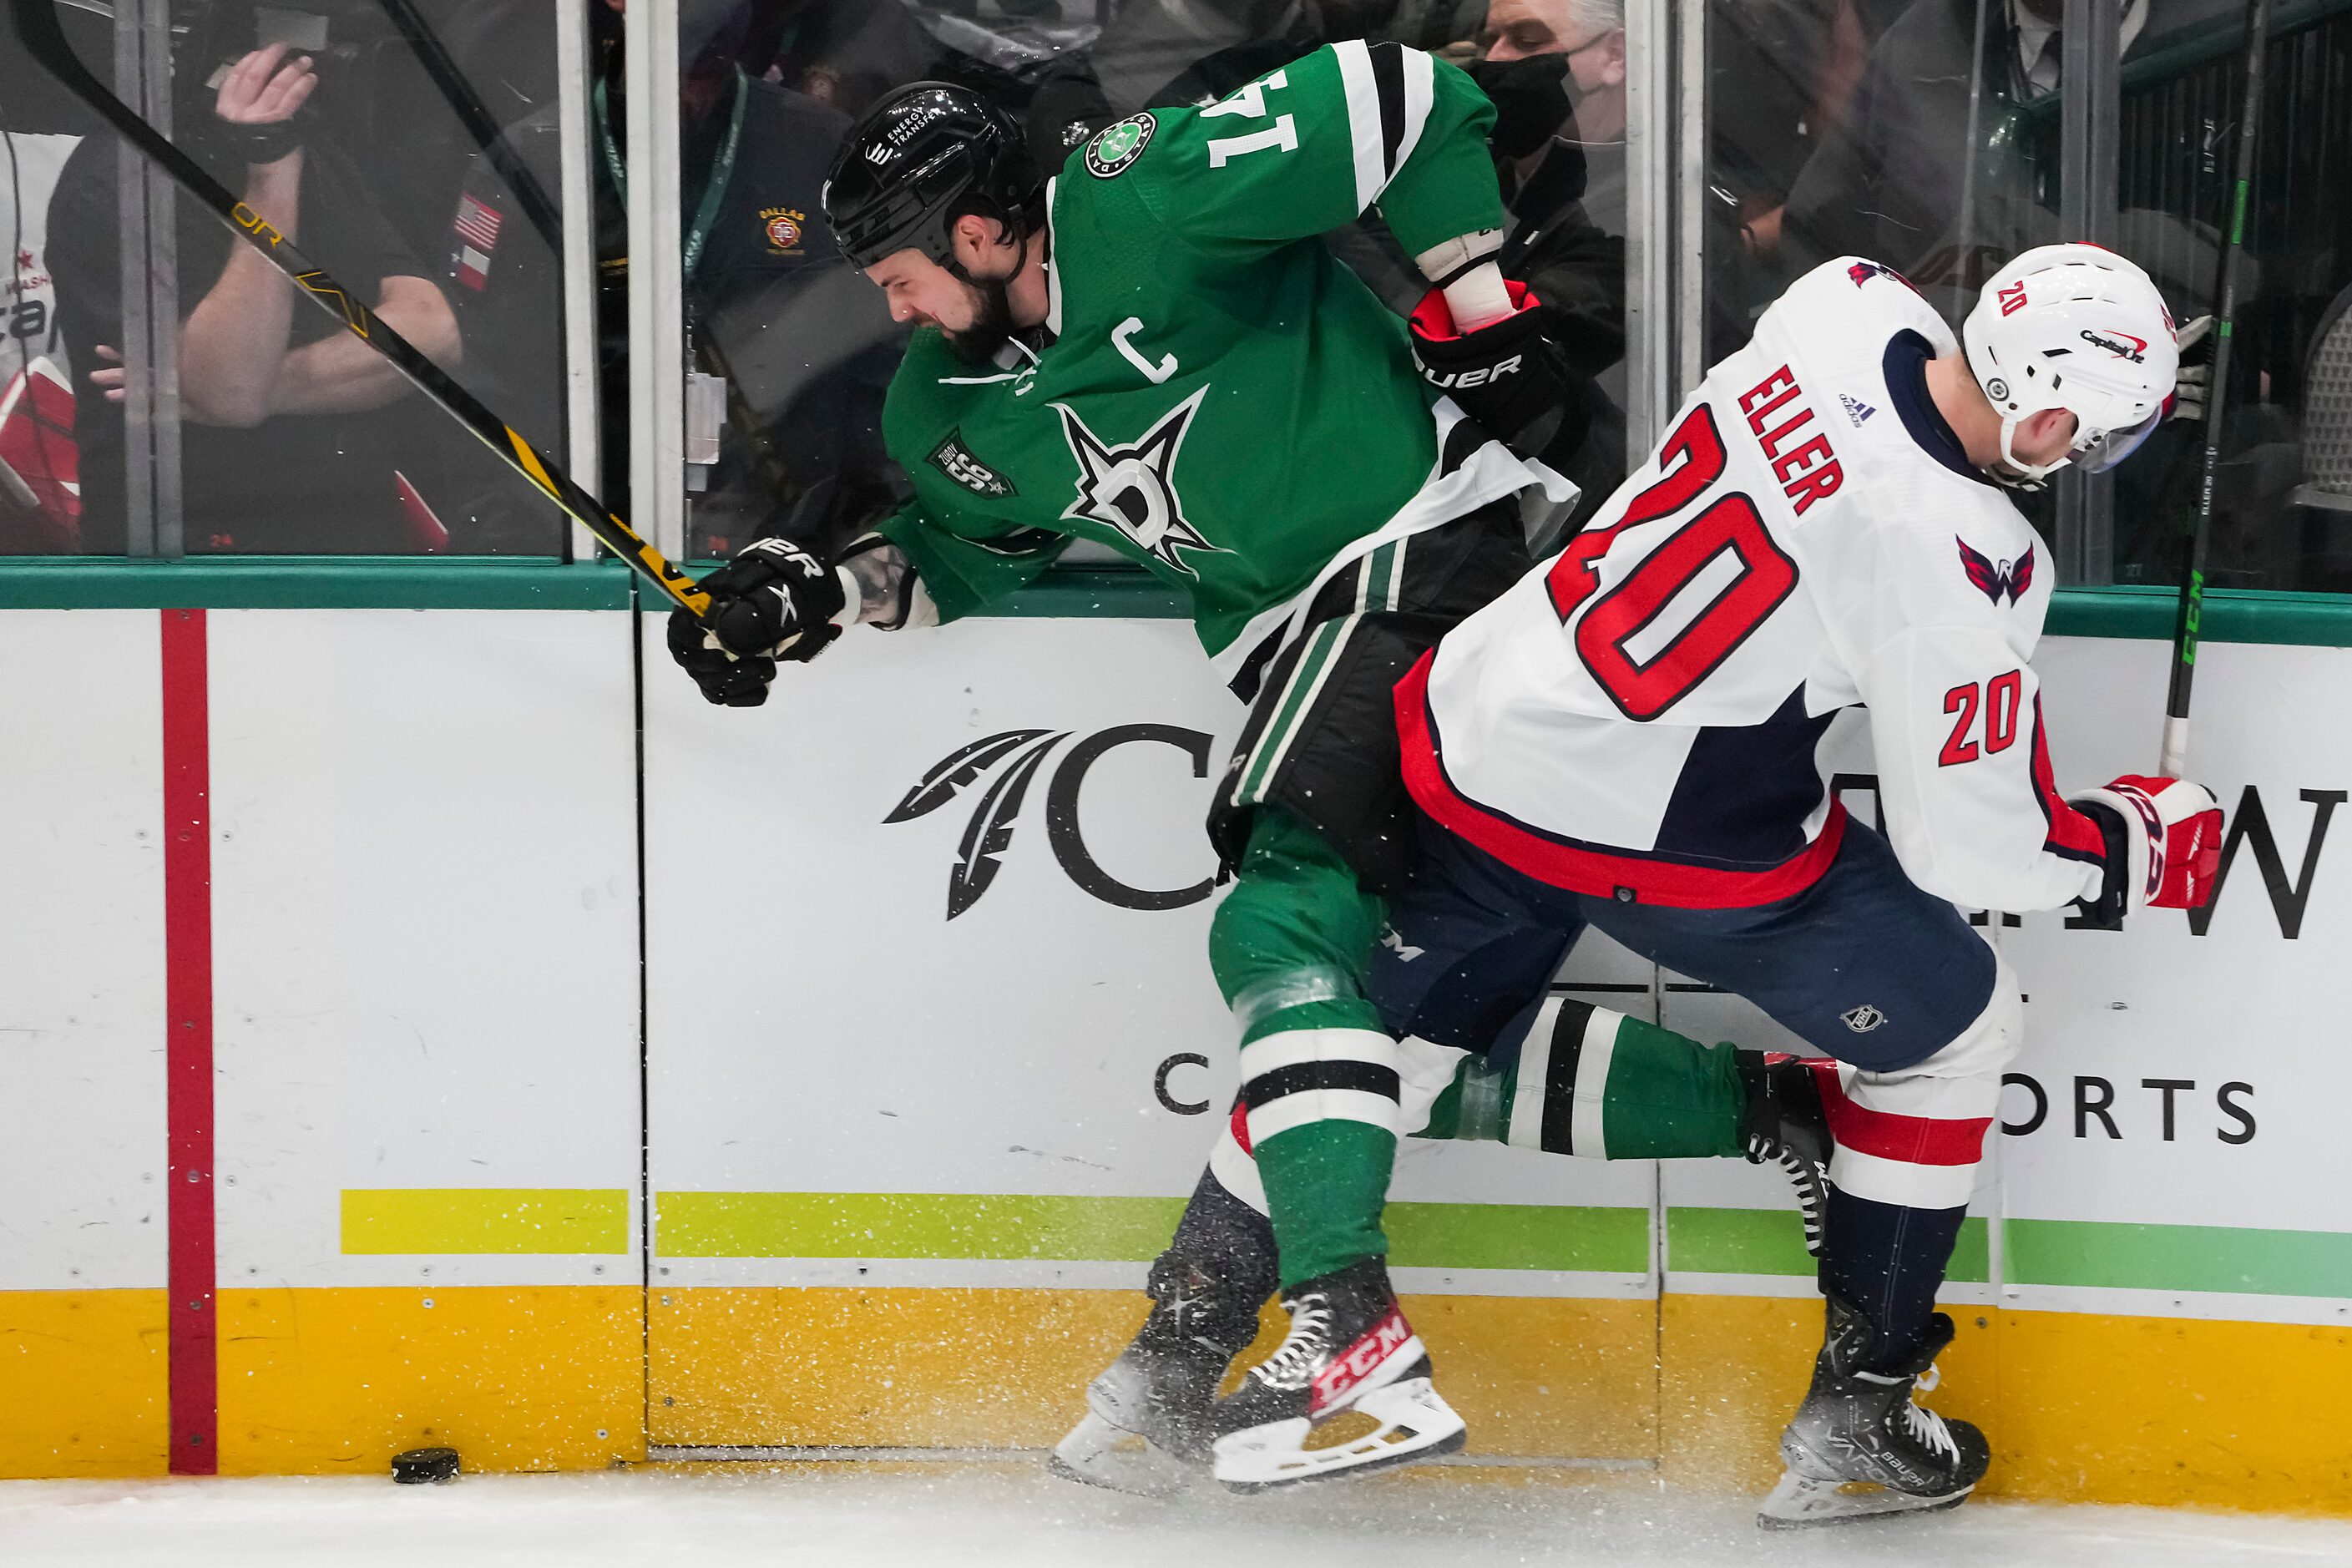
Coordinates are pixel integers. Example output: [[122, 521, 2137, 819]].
[[1774, 0, 2153, 312], [446, 0, 903, 560], [762, 0, 943, 119], [1469, 0, 1628, 536], [48, 43, 464, 553]]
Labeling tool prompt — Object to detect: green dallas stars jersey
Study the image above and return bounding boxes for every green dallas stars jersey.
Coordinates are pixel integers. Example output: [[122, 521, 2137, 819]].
[[873, 40, 1555, 677]]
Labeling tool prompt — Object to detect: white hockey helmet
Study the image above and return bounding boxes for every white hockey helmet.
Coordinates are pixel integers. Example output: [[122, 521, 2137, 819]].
[[1961, 243, 2180, 483]]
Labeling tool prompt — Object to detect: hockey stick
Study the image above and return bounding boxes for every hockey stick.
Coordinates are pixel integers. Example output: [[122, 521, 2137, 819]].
[[372, 0, 563, 252], [9, 0, 710, 616], [2161, 0, 2271, 776]]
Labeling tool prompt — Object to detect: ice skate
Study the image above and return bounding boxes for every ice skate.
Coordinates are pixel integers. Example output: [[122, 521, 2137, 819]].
[[1758, 1295, 1990, 1528], [1048, 1255, 1263, 1496], [1209, 1257, 1465, 1492], [1740, 1051, 1833, 1257]]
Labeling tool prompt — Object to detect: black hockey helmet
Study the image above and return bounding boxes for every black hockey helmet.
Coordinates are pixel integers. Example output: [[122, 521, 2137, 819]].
[[823, 81, 1045, 273]]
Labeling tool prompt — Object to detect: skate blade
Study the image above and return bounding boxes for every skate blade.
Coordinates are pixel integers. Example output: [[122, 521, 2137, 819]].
[[1212, 1377, 1468, 1494], [1044, 1413, 1196, 1499], [1756, 1470, 1975, 1529]]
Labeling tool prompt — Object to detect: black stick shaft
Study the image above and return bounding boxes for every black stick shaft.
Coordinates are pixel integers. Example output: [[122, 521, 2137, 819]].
[[11, 0, 709, 616], [2162, 0, 2270, 775], [373, 0, 564, 252]]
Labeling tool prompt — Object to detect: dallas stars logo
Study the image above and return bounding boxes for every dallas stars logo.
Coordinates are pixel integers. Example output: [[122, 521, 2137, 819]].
[[1051, 388, 1226, 578]]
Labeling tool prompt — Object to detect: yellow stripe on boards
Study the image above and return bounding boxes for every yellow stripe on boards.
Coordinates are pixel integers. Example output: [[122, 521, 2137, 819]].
[[340, 1189, 630, 1255], [217, 1286, 645, 1475], [646, 1286, 1657, 1458], [1660, 1294, 2352, 1517], [4, 1282, 2349, 1504], [0, 1289, 168, 1478]]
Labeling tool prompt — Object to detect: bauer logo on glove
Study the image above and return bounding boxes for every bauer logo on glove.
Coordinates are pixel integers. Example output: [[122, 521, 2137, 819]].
[[1407, 278, 1570, 453]]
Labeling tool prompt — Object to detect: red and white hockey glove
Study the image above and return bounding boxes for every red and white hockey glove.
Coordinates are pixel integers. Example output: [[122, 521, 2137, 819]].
[[2070, 774, 2224, 920], [1409, 278, 1573, 453]]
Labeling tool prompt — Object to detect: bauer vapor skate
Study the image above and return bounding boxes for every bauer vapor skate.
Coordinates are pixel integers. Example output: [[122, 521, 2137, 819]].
[[1758, 1295, 1990, 1528], [1739, 1052, 1833, 1257], [1209, 1257, 1465, 1492], [1049, 1255, 1262, 1496]]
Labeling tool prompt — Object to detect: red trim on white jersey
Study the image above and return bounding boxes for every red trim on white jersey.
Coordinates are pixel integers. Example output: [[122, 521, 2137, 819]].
[[1396, 653, 1849, 909], [2027, 693, 2109, 863]]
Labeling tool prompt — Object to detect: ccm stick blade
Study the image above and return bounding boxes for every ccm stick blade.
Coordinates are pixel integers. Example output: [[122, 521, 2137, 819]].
[[8, 0, 708, 616]]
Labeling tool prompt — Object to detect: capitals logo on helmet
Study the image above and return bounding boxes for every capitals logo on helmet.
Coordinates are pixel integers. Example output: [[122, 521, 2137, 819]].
[[1960, 243, 2180, 486]]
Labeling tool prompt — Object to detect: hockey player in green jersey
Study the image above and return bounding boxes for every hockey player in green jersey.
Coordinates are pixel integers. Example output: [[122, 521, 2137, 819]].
[[667, 48, 1579, 1488]]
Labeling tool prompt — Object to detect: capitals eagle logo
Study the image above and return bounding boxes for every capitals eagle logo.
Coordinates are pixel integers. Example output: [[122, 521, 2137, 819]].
[[1958, 536, 2036, 605], [1052, 388, 1227, 578]]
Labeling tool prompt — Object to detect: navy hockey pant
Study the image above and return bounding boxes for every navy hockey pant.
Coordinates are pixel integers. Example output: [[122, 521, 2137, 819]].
[[1367, 808, 2021, 1353]]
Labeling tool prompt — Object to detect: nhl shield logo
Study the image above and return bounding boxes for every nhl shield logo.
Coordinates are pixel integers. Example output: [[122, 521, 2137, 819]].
[[1085, 113, 1155, 178], [1840, 1004, 1888, 1034]]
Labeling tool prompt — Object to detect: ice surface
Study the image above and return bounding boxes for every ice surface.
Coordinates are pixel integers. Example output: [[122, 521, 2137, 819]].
[[6, 1464, 2350, 1568]]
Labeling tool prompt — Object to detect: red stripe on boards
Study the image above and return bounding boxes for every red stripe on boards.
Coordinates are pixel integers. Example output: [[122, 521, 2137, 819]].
[[160, 609, 218, 1474]]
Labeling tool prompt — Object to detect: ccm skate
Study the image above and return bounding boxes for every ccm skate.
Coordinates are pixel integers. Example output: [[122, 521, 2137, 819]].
[[1210, 1257, 1465, 1491]]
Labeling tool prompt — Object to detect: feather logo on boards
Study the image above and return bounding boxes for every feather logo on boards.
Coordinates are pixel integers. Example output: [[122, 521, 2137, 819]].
[[885, 725, 1217, 918]]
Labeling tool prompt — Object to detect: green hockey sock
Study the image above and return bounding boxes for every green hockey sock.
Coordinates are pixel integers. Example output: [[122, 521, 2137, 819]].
[[1417, 999, 1748, 1160], [1254, 1115, 1395, 1288], [1209, 808, 1401, 1292], [1238, 999, 1399, 1291]]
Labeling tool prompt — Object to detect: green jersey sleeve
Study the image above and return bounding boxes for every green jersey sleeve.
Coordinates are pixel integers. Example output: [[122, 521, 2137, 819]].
[[1110, 41, 1505, 262], [873, 500, 1072, 625]]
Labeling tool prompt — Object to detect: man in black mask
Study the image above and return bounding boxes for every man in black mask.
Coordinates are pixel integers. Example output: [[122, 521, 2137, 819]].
[[1464, 0, 1627, 539]]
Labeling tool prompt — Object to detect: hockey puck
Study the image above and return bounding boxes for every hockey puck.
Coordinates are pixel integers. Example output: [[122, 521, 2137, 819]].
[[391, 1447, 460, 1485]]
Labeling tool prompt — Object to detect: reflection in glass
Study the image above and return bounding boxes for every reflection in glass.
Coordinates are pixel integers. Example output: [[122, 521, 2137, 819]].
[[23, 0, 568, 555]]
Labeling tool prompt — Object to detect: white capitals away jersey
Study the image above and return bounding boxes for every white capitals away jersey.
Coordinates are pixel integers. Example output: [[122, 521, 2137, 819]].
[[1397, 257, 2112, 912]]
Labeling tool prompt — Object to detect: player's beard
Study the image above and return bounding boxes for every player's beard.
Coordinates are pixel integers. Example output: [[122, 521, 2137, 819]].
[[940, 275, 1018, 367]]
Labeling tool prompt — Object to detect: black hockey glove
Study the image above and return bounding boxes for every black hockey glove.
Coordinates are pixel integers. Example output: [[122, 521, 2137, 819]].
[[1409, 279, 1572, 454], [666, 537, 847, 708]]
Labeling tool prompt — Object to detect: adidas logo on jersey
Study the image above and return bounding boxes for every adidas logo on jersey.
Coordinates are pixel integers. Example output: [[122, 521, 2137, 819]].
[[1839, 392, 1876, 427]]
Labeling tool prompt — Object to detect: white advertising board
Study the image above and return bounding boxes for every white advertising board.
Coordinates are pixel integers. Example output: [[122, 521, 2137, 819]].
[[641, 615, 1657, 1298]]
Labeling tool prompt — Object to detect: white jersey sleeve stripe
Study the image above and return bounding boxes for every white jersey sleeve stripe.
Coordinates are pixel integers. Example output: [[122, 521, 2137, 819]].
[[1393, 43, 1434, 178], [1331, 38, 1388, 213]]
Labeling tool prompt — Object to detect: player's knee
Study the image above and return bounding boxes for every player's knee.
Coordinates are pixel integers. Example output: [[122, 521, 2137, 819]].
[[1879, 953, 2023, 1116], [1827, 958, 2021, 1206]]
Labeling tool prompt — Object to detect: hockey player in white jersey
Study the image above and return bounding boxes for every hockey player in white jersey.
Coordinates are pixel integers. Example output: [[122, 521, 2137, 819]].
[[1057, 244, 2226, 1521]]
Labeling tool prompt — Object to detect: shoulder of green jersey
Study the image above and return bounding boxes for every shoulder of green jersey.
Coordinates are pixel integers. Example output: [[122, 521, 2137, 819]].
[[1083, 113, 1156, 178]]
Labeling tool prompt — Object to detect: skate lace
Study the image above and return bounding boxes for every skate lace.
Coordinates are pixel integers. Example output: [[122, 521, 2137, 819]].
[[1255, 1294, 1334, 1388], [1774, 1148, 1828, 1258], [1895, 1366, 1958, 1459], [1748, 1131, 1828, 1260]]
